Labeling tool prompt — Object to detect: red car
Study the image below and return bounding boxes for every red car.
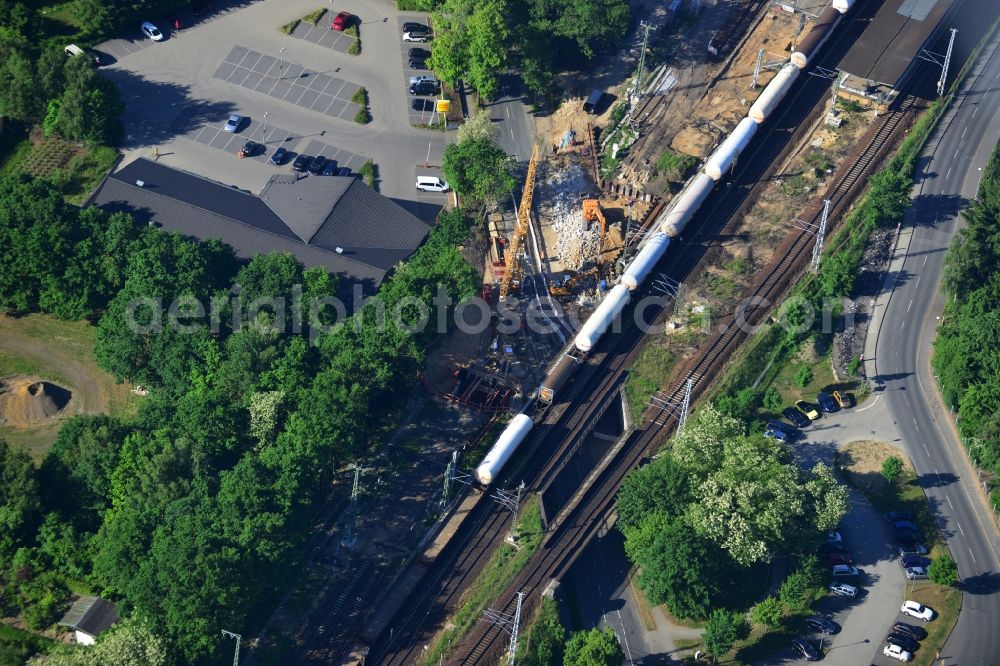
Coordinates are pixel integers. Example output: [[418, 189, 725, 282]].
[[331, 11, 351, 31], [826, 551, 853, 566]]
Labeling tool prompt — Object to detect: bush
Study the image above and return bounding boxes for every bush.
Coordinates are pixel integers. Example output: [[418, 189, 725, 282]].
[[751, 596, 783, 626], [354, 106, 371, 124], [795, 365, 814, 388], [763, 387, 783, 413], [351, 87, 368, 106], [301, 8, 326, 25], [280, 19, 299, 34], [881, 456, 903, 483], [928, 554, 958, 586], [847, 356, 861, 377], [347, 38, 361, 55], [346, 24, 359, 38], [358, 160, 377, 189]]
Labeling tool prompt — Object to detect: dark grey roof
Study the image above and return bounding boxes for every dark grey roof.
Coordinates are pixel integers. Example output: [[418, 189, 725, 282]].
[[59, 596, 118, 637], [838, 0, 957, 86], [91, 159, 437, 292]]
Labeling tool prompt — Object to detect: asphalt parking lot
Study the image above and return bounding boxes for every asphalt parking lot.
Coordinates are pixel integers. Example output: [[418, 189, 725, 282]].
[[287, 14, 355, 54], [98, 0, 449, 204]]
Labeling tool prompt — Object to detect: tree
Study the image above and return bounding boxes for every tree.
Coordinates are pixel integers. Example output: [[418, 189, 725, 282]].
[[32, 617, 171, 666], [563, 626, 623, 666], [702, 609, 749, 660], [763, 387, 783, 413], [464, 0, 509, 99], [457, 110, 499, 144], [750, 596, 783, 627], [881, 455, 903, 483], [803, 463, 850, 533], [0, 440, 41, 563], [615, 454, 689, 533], [442, 136, 516, 206], [928, 553, 958, 587], [0, 49, 39, 120], [795, 365, 814, 388], [520, 596, 564, 666]]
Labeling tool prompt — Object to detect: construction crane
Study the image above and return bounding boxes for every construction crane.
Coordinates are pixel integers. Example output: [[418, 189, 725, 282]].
[[498, 144, 540, 301]]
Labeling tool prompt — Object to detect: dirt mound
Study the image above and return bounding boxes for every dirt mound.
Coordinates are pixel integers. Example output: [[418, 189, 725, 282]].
[[0, 376, 72, 428]]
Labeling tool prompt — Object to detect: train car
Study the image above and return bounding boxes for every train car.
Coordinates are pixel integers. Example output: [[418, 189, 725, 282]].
[[574, 284, 631, 352], [474, 414, 534, 485], [791, 6, 842, 69], [749, 62, 800, 124], [621, 233, 671, 290], [832, 0, 854, 12], [704, 117, 759, 180], [539, 353, 580, 404], [658, 173, 715, 237]]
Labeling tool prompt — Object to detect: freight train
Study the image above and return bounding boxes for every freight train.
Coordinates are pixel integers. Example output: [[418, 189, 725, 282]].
[[473, 0, 856, 487]]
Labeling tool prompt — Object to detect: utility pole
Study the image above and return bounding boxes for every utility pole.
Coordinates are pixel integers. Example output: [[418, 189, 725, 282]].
[[221, 630, 241, 666], [483, 592, 524, 666], [810, 199, 831, 272], [492, 482, 525, 541], [633, 21, 656, 100], [343, 464, 366, 547], [751, 48, 764, 89], [938, 28, 957, 96], [678, 376, 693, 433], [261, 111, 268, 142]]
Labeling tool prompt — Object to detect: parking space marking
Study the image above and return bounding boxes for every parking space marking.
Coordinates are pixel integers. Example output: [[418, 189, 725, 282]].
[[287, 18, 354, 54]]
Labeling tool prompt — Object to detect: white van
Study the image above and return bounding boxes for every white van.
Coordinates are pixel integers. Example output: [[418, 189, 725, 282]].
[[416, 175, 449, 192]]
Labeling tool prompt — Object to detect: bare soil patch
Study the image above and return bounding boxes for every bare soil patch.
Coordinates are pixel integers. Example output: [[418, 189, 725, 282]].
[[836, 439, 912, 495], [0, 376, 72, 428]]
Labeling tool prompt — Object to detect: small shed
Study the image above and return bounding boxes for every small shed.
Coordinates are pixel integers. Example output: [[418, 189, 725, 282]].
[[59, 596, 118, 646], [583, 89, 606, 114]]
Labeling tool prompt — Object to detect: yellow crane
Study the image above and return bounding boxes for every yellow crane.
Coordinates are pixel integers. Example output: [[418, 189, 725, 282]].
[[498, 144, 540, 301]]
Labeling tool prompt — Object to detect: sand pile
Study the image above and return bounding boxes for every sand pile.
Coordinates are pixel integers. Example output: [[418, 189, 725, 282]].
[[0, 377, 71, 428]]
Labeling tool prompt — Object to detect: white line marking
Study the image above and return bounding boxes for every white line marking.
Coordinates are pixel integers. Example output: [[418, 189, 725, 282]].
[[922, 441, 931, 456], [907, 299, 913, 311], [922, 255, 928, 267], [969, 546, 977, 563], [954, 149, 960, 160], [957, 520, 965, 536], [901, 320, 906, 329], [936, 469, 943, 484], [946, 167, 953, 180], [913, 419, 919, 432], [617, 611, 635, 665], [962, 127, 968, 138], [947, 495, 954, 509], [972, 107, 978, 118]]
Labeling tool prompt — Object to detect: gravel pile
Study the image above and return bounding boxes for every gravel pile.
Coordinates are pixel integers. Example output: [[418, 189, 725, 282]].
[[539, 164, 600, 271]]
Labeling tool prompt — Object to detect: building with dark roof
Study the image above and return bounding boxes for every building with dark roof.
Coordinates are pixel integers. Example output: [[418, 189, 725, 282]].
[[90, 159, 436, 294], [837, 0, 960, 105], [59, 596, 118, 645]]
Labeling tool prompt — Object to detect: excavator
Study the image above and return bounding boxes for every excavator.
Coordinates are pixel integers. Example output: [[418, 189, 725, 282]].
[[549, 199, 612, 299]]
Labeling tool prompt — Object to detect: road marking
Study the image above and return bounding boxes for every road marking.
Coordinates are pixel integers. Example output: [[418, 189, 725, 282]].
[[969, 546, 977, 563], [922, 255, 928, 267], [913, 419, 919, 432], [509, 127, 515, 142], [947, 494, 954, 509], [953, 149, 960, 160], [935, 468, 943, 484], [962, 126, 968, 139], [616, 611, 635, 665], [972, 107, 978, 118], [923, 441, 931, 456], [946, 167, 952, 180], [907, 299, 913, 311], [957, 520, 965, 536], [901, 320, 906, 329]]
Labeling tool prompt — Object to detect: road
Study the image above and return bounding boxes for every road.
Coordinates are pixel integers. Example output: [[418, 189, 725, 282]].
[[867, 26, 1000, 666], [488, 73, 537, 162]]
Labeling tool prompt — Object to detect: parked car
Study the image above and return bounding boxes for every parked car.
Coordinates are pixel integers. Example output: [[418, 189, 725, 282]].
[[307, 155, 327, 175], [900, 554, 930, 569], [826, 551, 853, 566], [409, 75, 438, 86], [783, 406, 811, 428], [883, 643, 912, 662], [402, 21, 428, 33], [64, 44, 104, 66], [403, 30, 430, 42], [767, 419, 798, 438], [833, 390, 852, 408], [817, 391, 839, 413], [820, 541, 849, 554], [292, 154, 311, 172], [141, 21, 164, 41], [795, 400, 820, 420], [321, 160, 338, 176], [831, 564, 859, 578], [892, 622, 928, 641], [409, 80, 440, 95], [224, 114, 244, 133], [826, 530, 842, 543], [791, 638, 820, 661], [409, 47, 431, 59], [408, 56, 427, 69], [239, 140, 258, 157], [901, 600, 935, 621], [893, 520, 919, 532], [905, 566, 928, 580], [416, 175, 449, 192], [331, 11, 352, 31], [899, 544, 928, 556], [764, 424, 789, 442], [895, 529, 921, 546], [805, 615, 838, 634], [885, 510, 914, 523], [828, 582, 857, 597], [269, 147, 288, 165], [887, 633, 920, 652]]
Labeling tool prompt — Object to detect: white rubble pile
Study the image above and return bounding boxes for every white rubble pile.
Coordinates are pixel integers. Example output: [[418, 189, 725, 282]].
[[540, 164, 600, 271]]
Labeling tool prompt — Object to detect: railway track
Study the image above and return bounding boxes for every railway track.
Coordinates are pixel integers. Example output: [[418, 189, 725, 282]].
[[450, 88, 921, 665]]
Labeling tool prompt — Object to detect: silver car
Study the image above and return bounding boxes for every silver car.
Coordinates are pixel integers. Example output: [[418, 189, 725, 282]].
[[224, 114, 244, 133], [141, 21, 164, 41], [829, 582, 858, 597], [905, 566, 928, 580]]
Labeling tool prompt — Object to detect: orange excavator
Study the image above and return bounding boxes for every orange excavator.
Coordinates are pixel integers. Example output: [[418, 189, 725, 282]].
[[548, 199, 610, 299]]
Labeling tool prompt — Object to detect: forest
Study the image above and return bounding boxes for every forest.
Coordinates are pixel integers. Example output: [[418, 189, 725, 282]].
[[935, 141, 1000, 509], [0, 168, 479, 663]]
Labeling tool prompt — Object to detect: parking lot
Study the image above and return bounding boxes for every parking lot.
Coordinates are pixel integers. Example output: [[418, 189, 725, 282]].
[[98, 0, 451, 205]]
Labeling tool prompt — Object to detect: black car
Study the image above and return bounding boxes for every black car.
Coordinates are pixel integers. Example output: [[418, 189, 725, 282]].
[[321, 160, 338, 176], [892, 622, 927, 641], [402, 21, 428, 33], [887, 633, 919, 652], [408, 47, 431, 59], [409, 81, 439, 95], [895, 529, 921, 545], [306, 155, 327, 175], [292, 154, 311, 172], [819, 540, 848, 554], [805, 615, 838, 634], [817, 391, 839, 413], [767, 419, 799, 439], [893, 520, 919, 532], [885, 510, 914, 523], [791, 638, 820, 661], [239, 140, 258, 157], [783, 407, 811, 428], [408, 57, 427, 69], [412, 98, 435, 111], [900, 554, 930, 569], [269, 146, 288, 165]]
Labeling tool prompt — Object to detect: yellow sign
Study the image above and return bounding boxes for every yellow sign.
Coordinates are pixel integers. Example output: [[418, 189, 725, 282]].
[[436, 99, 451, 114]]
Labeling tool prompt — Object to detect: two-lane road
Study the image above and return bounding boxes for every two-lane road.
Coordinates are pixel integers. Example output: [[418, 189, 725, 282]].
[[870, 27, 1000, 666]]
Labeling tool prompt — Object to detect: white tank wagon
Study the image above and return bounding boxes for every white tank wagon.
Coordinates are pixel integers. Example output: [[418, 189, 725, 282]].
[[621, 233, 671, 291], [658, 173, 716, 237], [832, 0, 854, 13], [749, 63, 800, 124], [791, 6, 842, 69], [474, 414, 534, 485], [704, 117, 759, 181], [574, 284, 631, 352]]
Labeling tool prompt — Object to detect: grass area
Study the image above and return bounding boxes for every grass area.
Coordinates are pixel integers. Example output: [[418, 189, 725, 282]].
[[347, 38, 361, 55], [358, 159, 377, 189], [623, 340, 675, 419], [1, 127, 117, 204], [419, 501, 544, 666], [16, 133, 79, 179], [353, 86, 371, 123], [279, 19, 300, 35], [654, 149, 698, 182], [346, 24, 359, 39], [300, 7, 327, 25], [0, 624, 57, 666], [52, 145, 118, 204], [907, 580, 961, 666]]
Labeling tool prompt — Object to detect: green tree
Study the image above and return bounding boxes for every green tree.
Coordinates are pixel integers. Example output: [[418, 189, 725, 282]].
[[520, 596, 565, 666], [702, 609, 749, 660], [750, 596, 783, 626], [615, 454, 689, 532], [795, 365, 814, 388], [464, 0, 509, 99], [442, 136, 515, 205], [563, 626, 623, 666], [881, 455, 903, 483], [457, 110, 499, 144], [763, 387, 783, 413], [32, 617, 171, 666], [0, 440, 40, 563], [0, 49, 39, 120], [928, 553, 958, 586]]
